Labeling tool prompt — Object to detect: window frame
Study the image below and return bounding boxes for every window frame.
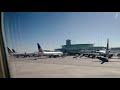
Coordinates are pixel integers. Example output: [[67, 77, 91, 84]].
[[0, 12, 11, 78]]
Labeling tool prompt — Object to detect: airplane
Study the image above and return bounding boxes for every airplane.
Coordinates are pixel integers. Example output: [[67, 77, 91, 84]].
[[37, 43, 64, 58], [79, 39, 114, 59], [95, 39, 120, 58], [95, 38, 113, 58], [7, 47, 36, 58], [7, 42, 64, 58]]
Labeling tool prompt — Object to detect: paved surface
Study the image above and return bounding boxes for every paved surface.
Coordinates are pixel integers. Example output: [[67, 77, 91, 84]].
[[8, 56, 120, 78]]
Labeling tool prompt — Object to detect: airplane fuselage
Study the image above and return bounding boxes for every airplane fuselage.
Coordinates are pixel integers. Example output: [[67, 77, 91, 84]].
[[11, 52, 36, 57], [38, 51, 63, 56]]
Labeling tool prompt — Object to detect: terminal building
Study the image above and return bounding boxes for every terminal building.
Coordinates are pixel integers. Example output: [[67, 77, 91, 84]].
[[110, 47, 120, 53], [55, 39, 105, 55]]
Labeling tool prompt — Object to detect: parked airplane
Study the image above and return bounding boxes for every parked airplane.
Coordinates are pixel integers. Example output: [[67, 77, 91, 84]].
[[7, 47, 36, 58], [96, 38, 113, 58], [79, 39, 115, 59], [37, 43, 63, 58], [96, 39, 120, 58]]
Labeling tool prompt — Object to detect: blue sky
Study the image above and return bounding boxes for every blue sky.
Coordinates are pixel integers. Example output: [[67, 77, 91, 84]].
[[4, 12, 120, 53]]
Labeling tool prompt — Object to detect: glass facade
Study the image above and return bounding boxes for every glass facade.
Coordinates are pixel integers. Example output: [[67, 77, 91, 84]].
[[62, 44, 94, 50], [55, 40, 106, 55]]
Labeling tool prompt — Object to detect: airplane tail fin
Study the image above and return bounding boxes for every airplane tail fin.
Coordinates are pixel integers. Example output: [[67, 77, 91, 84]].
[[7, 47, 13, 54], [106, 38, 109, 51], [106, 38, 109, 54], [37, 43, 43, 52], [12, 49, 16, 53]]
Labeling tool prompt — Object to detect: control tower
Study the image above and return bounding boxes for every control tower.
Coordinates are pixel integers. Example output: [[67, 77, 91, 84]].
[[66, 39, 71, 45]]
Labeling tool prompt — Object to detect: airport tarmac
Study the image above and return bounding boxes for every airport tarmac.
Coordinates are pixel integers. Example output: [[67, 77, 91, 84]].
[[8, 56, 120, 78]]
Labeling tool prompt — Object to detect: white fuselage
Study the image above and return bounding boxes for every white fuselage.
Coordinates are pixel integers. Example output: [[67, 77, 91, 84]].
[[10, 51, 63, 57], [96, 49, 113, 56], [96, 50, 106, 54], [10, 52, 35, 57], [38, 51, 63, 56]]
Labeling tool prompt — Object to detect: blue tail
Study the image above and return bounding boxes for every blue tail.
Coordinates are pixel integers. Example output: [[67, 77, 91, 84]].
[[37, 43, 43, 52], [12, 49, 16, 53], [7, 47, 13, 54]]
